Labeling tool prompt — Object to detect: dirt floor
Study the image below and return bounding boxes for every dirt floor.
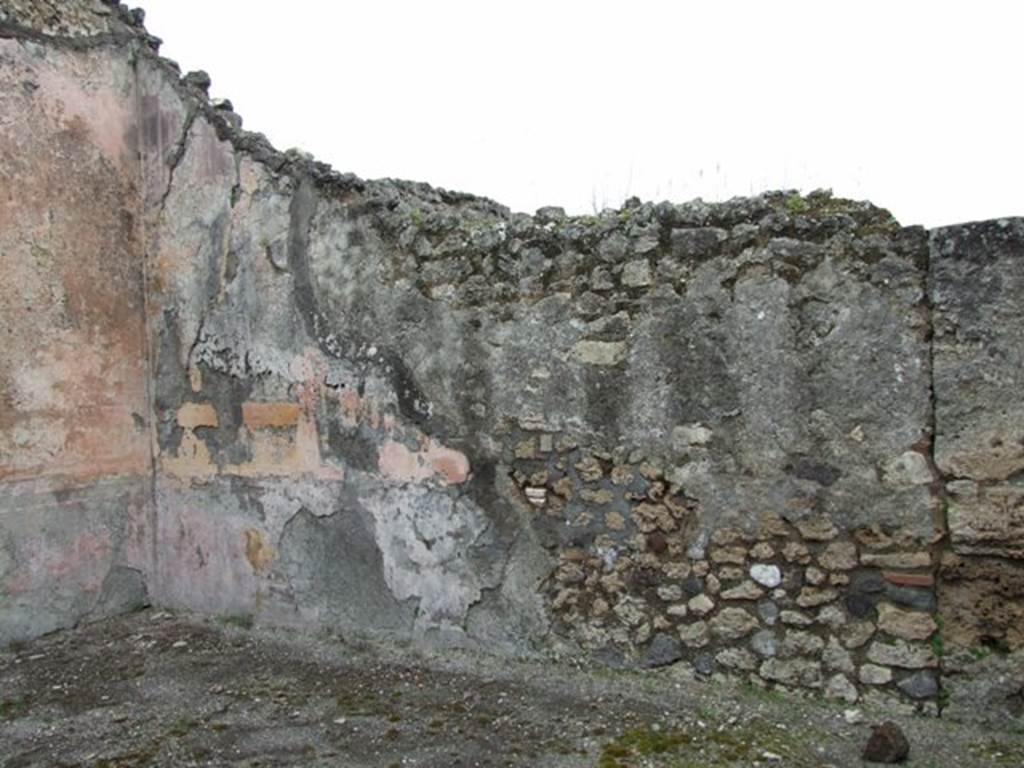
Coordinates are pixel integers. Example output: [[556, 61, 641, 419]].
[[1, 610, 1022, 767]]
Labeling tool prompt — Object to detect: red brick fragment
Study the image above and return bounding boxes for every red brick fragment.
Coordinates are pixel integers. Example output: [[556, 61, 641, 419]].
[[882, 571, 934, 587]]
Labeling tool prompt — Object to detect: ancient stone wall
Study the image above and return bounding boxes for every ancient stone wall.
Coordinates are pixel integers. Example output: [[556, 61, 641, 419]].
[[1, 0, 1022, 714], [931, 220, 1024, 654], [0, 2, 152, 641]]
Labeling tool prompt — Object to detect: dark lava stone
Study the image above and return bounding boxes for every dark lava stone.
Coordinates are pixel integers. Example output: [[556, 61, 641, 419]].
[[862, 721, 910, 763]]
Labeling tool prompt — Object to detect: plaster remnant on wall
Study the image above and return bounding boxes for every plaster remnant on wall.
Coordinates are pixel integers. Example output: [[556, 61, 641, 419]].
[[177, 402, 218, 428], [243, 528, 275, 574], [377, 438, 470, 486], [242, 402, 302, 429], [366, 486, 497, 637]]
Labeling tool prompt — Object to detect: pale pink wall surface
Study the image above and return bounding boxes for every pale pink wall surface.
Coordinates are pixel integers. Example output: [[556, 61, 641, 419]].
[[0, 36, 154, 641]]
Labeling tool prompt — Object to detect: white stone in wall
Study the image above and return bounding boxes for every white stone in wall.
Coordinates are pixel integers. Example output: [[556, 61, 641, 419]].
[[881, 450, 933, 487], [672, 424, 713, 449], [524, 487, 547, 507], [750, 563, 782, 588]]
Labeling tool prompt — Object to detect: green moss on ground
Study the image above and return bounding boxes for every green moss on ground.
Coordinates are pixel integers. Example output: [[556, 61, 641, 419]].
[[969, 739, 1024, 765], [597, 718, 817, 768]]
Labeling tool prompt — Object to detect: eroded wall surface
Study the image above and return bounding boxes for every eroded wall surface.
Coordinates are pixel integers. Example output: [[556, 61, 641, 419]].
[[140, 85, 945, 700], [931, 220, 1024, 652], [2, 0, 1023, 713], [0, 3, 151, 642]]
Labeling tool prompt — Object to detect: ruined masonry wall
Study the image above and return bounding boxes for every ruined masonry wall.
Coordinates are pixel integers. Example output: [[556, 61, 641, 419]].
[[1, 0, 1023, 714]]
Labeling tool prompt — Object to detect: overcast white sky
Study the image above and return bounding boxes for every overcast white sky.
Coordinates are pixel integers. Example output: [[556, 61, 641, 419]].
[[142, 0, 1021, 228]]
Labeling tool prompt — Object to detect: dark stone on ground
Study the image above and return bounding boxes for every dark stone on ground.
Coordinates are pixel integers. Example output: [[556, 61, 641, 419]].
[[863, 721, 910, 763]]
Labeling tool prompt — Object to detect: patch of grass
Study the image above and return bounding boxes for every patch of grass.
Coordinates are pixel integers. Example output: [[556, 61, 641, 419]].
[[168, 716, 197, 737], [968, 645, 992, 661], [94, 750, 160, 767], [598, 727, 692, 768], [931, 614, 945, 658], [597, 719, 818, 768], [969, 739, 1024, 765], [784, 193, 809, 215], [768, 189, 900, 234], [697, 704, 716, 720], [461, 215, 496, 234], [216, 614, 254, 630], [0, 697, 29, 721], [740, 680, 785, 703], [976, 635, 1012, 655], [334, 691, 395, 718]]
